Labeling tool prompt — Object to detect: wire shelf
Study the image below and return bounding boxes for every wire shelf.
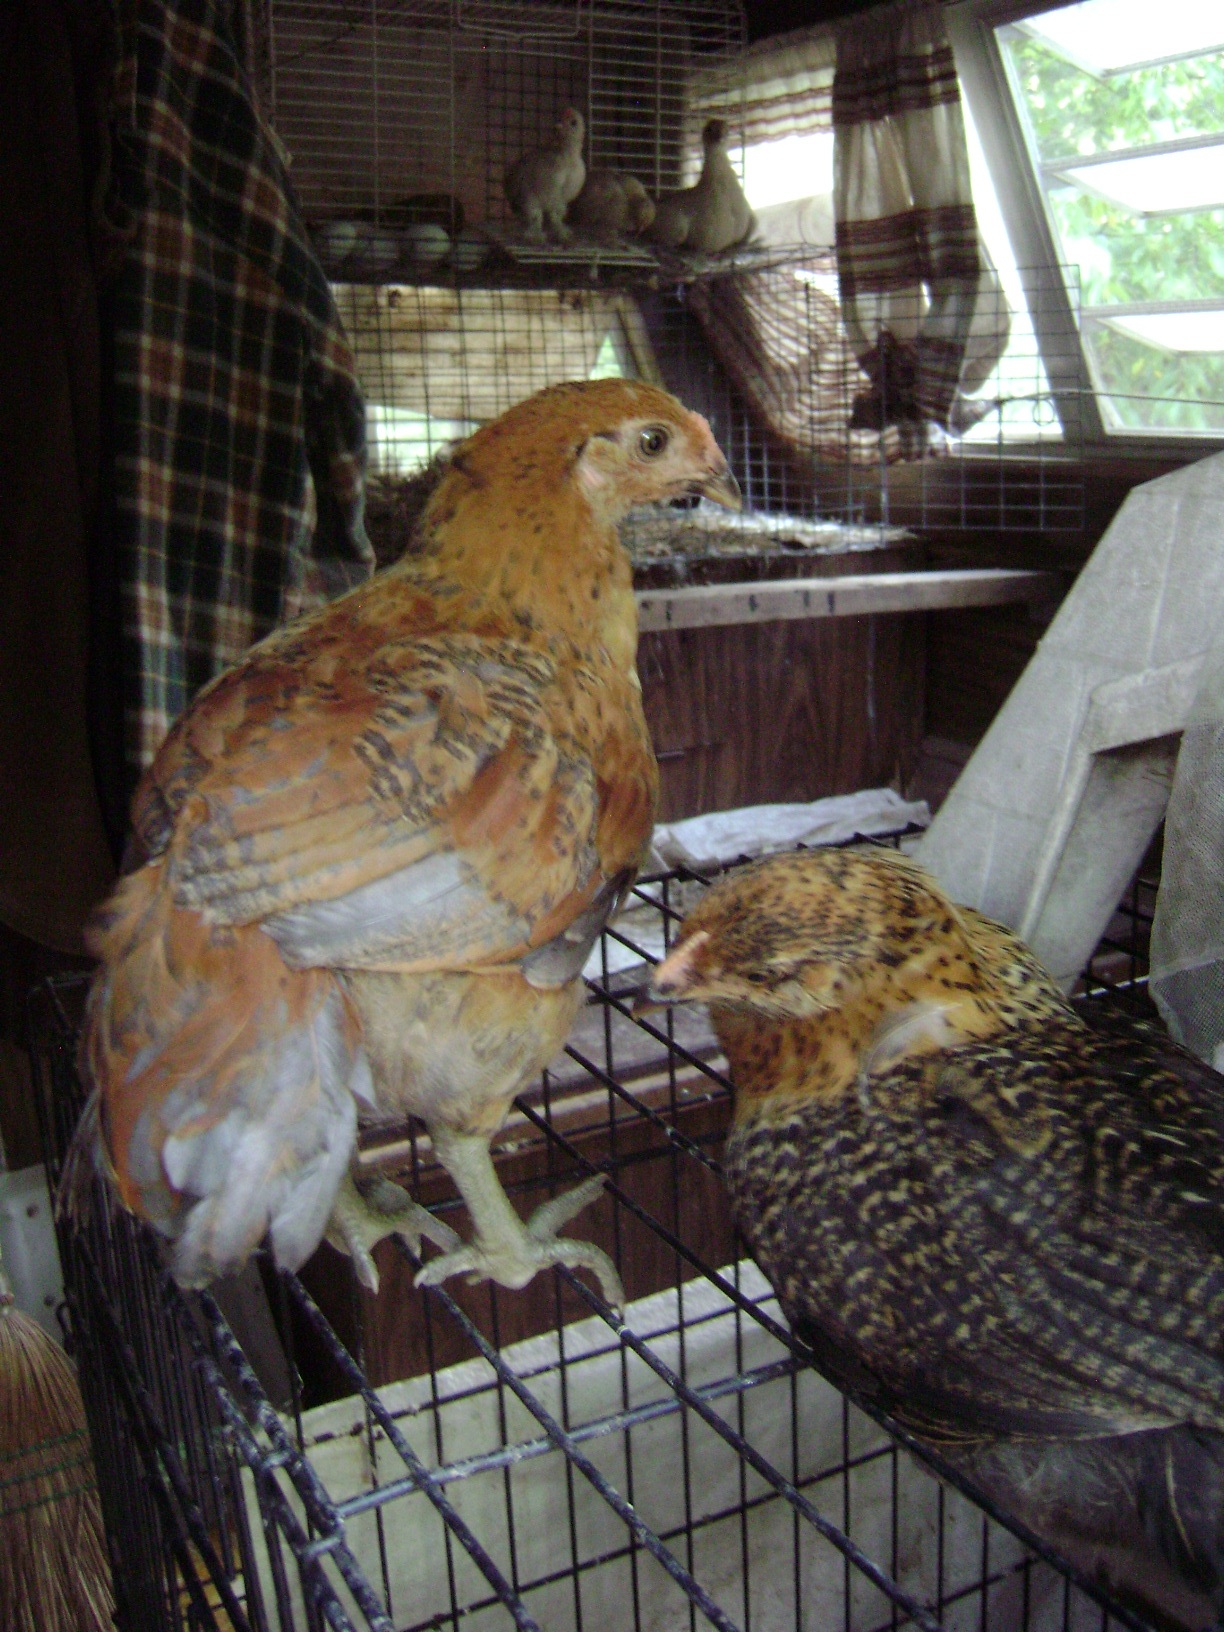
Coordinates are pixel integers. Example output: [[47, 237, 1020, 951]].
[[32, 837, 1164, 1632]]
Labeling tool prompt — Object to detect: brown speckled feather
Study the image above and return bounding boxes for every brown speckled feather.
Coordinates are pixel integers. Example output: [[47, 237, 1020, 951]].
[[648, 847, 1224, 1617], [726, 1016, 1224, 1442], [80, 379, 737, 1286]]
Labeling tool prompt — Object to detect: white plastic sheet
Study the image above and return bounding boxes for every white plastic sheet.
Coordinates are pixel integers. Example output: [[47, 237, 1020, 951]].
[[649, 787, 929, 872], [1149, 625, 1224, 1070]]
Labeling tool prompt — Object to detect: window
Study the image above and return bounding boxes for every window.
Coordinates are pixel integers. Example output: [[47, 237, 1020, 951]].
[[991, 0, 1224, 435]]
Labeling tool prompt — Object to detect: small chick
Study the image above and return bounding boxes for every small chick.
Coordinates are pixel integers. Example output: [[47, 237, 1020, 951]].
[[505, 108, 586, 243], [568, 170, 656, 243], [644, 847, 1224, 1629], [651, 118, 756, 255]]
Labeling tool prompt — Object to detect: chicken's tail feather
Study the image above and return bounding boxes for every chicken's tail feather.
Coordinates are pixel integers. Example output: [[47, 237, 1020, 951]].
[[78, 863, 368, 1285], [56, 1091, 114, 1231], [1139, 1423, 1224, 1610]]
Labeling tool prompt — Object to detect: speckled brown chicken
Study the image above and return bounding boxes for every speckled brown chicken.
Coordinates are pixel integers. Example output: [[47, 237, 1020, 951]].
[[644, 847, 1224, 1629], [75, 379, 740, 1308]]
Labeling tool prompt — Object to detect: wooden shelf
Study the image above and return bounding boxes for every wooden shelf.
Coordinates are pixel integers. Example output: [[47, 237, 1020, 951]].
[[636, 568, 1056, 633]]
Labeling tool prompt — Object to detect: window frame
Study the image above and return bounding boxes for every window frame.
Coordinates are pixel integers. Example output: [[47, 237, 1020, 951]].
[[949, 0, 1224, 455]]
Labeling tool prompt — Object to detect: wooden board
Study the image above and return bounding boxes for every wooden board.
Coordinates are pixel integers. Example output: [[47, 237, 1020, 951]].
[[639, 609, 925, 822], [636, 568, 1055, 633]]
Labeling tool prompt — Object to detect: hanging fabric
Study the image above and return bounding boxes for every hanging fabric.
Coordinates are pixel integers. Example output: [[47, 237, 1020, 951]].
[[692, 22, 836, 150], [0, 0, 118, 950], [687, 261, 889, 467], [686, 16, 1004, 470], [106, 0, 373, 786], [833, 0, 985, 439]]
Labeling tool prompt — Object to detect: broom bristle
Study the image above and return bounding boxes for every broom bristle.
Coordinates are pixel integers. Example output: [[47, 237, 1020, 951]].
[[0, 1296, 114, 1632]]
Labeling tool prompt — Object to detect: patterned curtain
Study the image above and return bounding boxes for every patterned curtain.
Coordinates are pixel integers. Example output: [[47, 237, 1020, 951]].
[[685, 15, 1006, 470], [693, 23, 835, 150], [687, 260, 895, 467], [833, 0, 985, 436], [106, 0, 373, 784]]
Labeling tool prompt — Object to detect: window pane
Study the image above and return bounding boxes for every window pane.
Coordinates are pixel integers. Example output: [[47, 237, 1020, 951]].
[[1020, 0, 1224, 76], [1047, 193, 1224, 307], [1105, 310, 1224, 351], [1084, 325, 1224, 431], [741, 132, 835, 211], [1058, 143, 1224, 214], [999, 0, 1224, 435]]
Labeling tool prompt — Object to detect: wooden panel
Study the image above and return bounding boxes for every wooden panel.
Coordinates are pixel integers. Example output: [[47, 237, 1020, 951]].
[[639, 608, 924, 821], [925, 602, 1044, 747]]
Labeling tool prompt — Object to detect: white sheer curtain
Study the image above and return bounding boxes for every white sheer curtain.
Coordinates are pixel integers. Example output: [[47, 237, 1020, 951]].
[[833, 0, 1004, 439]]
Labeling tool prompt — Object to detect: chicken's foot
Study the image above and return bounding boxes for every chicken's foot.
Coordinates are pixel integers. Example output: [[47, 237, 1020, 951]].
[[415, 1128, 624, 1309], [327, 1171, 460, 1294]]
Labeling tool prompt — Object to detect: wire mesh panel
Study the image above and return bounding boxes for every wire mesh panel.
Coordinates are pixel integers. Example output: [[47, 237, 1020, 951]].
[[32, 839, 1166, 1632], [260, 0, 1088, 544], [267, 0, 742, 230], [341, 259, 1085, 575]]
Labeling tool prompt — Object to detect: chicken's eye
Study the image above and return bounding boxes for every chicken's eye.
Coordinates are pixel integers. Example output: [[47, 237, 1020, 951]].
[[638, 426, 670, 458]]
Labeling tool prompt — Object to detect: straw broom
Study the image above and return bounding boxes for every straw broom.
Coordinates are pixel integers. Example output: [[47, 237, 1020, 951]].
[[0, 1246, 113, 1632]]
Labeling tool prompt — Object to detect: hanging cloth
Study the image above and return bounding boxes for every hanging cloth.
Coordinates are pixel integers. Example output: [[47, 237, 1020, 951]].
[[106, 0, 373, 785], [0, 0, 118, 951], [833, 0, 982, 437]]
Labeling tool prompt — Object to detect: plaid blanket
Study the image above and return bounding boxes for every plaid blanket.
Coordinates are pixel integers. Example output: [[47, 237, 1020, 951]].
[[108, 0, 373, 783]]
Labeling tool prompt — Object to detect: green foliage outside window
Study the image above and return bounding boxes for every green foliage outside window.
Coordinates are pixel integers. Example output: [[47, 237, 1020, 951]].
[[1011, 38, 1224, 161], [1004, 33, 1224, 432], [1047, 191, 1224, 308], [1089, 326, 1224, 430]]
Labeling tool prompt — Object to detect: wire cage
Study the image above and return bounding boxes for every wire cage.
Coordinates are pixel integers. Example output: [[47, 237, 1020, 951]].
[[343, 257, 1085, 574], [254, 0, 1086, 554], [31, 835, 1168, 1632]]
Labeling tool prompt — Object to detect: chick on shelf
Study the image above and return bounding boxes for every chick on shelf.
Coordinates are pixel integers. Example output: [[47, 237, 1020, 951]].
[[568, 170, 656, 243], [651, 118, 756, 255], [504, 108, 586, 243]]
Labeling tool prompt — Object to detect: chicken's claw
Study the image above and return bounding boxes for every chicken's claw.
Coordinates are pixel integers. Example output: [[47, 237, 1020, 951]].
[[327, 1172, 460, 1294], [526, 1172, 610, 1241], [414, 1173, 624, 1310]]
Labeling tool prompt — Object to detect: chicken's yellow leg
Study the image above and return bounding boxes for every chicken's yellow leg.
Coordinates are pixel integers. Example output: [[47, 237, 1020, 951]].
[[416, 1126, 623, 1309], [326, 1170, 460, 1294]]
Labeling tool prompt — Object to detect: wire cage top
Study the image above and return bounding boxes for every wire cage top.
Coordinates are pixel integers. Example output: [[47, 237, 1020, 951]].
[[31, 837, 1172, 1632], [259, 0, 1087, 537], [267, 0, 746, 232]]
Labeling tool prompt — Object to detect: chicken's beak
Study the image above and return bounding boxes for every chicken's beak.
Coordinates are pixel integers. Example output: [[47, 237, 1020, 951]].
[[632, 932, 710, 1014], [694, 463, 742, 511], [631, 984, 668, 1016]]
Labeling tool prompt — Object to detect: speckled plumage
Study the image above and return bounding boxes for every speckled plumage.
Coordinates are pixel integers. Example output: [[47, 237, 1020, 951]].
[[79, 379, 739, 1298], [568, 170, 656, 242], [647, 848, 1224, 1625]]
